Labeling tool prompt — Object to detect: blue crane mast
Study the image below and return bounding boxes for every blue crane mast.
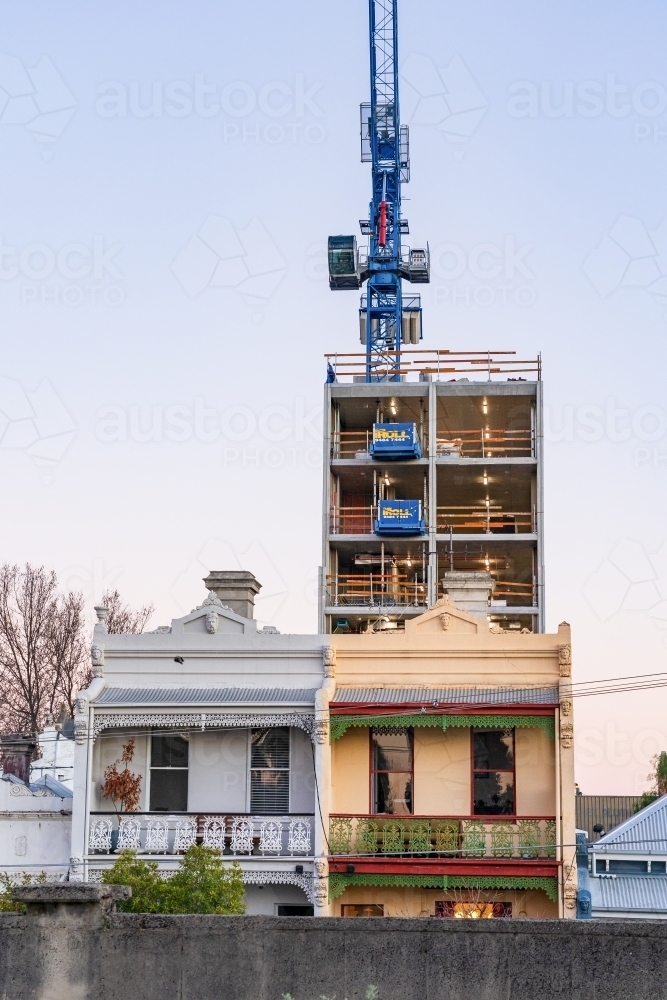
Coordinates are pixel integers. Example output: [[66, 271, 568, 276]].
[[328, 0, 429, 382]]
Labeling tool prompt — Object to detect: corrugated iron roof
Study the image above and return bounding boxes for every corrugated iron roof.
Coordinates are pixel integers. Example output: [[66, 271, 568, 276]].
[[591, 875, 667, 913], [95, 687, 317, 707], [331, 686, 558, 706], [594, 794, 667, 852]]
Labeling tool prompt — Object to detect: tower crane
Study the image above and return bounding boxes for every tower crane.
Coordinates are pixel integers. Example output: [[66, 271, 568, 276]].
[[328, 0, 430, 382]]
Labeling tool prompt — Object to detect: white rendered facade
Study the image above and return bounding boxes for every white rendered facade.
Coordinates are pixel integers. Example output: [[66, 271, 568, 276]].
[[71, 589, 332, 914]]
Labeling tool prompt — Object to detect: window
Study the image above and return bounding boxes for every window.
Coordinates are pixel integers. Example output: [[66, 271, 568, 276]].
[[341, 904, 384, 917], [371, 728, 413, 815], [472, 729, 515, 815], [435, 901, 512, 919], [251, 728, 290, 814], [597, 859, 649, 875], [150, 734, 189, 811]]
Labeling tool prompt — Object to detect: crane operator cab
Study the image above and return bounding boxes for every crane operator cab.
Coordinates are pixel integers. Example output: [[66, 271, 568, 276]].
[[328, 235, 361, 290]]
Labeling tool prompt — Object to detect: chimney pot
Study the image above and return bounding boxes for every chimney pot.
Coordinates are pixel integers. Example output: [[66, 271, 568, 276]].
[[1, 732, 38, 784], [441, 571, 495, 620], [203, 570, 262, 620]]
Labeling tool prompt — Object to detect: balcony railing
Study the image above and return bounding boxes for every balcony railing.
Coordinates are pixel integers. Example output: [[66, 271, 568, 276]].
[[436, 429, 534, 459], [325, 573, 428, 608], [437, 506, 535, 534], [88, 813, 313, 857], [328, 816, 556, 859]]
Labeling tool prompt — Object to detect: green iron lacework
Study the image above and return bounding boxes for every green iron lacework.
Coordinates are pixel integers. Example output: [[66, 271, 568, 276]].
[[329, 714, 555, 742], [328, 873, 558, 904]]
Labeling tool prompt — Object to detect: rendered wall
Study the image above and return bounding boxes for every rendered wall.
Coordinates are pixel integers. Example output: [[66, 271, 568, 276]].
[[332, 885, 557, 919], [1, 912, 665, 1000], [515, 728, 556, 816]]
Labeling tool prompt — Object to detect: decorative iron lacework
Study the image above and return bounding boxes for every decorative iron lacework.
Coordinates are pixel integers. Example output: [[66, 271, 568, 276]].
[[92, 712, 316, 743], [328, 873, 558, 903], [329, 714, 554, 742], [87, 867, 316, 903], [242, 869, 315, 904]]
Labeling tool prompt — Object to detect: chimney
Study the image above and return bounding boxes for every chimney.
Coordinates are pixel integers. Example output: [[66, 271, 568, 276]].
[[441, 571, 495, 621], [1, 732, 38, 784], [203, 570, 262, 620]]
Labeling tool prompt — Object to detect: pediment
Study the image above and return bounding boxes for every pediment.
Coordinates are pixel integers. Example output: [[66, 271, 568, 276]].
[[404, 596, 482, 635], [176, 591, 253, 635]]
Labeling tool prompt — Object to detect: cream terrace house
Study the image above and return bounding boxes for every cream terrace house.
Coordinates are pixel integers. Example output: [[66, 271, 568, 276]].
[[318, 581, 577, 919], [71, 572, 328, 915]]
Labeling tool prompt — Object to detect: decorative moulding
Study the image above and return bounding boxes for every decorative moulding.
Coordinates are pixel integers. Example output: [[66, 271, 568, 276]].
[[329, 713, 555, 743], [92, 712, 317, 743]]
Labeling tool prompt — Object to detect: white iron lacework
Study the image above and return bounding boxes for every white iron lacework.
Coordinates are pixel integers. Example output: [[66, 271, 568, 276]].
[[89, 818, 112, 852], [288, 818, 312, 855], [242, 869, 316, 905], [230, 817, 254, 855], [145, 819, 169, 853], [202, 816, 226, 850], [117, 817, 141, 850], [92, 712, 316, 743], [87, 867, 316, 903], [174, 818, 198, 852], [259, 820, 283, 854]]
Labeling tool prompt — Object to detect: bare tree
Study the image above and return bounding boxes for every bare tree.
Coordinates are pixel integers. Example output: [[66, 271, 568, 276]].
[[102, 589, 154, 634], [0, 564, 61, 733], [48, 591, 90, 717]]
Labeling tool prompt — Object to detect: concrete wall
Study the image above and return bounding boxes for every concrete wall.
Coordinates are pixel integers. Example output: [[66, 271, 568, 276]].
[[2, 912, 667, 1000]]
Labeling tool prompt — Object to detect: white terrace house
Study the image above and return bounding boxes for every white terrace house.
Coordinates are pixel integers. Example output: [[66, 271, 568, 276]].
[[71, 572, 329, 916]]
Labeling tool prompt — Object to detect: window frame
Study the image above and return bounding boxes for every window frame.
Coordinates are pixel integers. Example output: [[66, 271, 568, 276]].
[[470, 727, 516, 817], [149, 731, 189, 813], [369, 727, 414, 816]]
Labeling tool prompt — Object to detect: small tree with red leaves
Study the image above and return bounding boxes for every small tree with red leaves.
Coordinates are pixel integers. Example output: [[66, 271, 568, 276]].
[[101, 738, 142, 813]]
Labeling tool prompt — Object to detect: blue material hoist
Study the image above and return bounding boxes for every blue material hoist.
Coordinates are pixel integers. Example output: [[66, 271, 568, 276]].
[[328, 0, 430, 382]]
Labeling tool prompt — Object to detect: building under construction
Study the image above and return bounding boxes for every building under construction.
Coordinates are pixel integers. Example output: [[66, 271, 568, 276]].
[[319, 0, 544, 635], [319, 352, 544, 634]]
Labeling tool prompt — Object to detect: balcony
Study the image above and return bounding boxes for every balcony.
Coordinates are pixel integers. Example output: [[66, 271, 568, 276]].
[[328, 816, 556, 860], [326, 574, 427, 608], [437, 505, 535, 535], [88, 813, 313, 858], [436, 429, 534, 459]]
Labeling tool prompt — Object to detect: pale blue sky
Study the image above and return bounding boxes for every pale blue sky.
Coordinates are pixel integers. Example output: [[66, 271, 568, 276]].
[[2, 0, 667, 792]]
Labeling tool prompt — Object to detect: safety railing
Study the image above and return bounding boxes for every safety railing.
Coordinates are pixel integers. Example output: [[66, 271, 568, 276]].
[[436, 428, 534, 459], [325, 573, 428, 607], [88, 813, 313, 857], [328, 816, 556, 859], [436, 506, 535, 534], [325, 350, 541, 383], [330, 505, 375, 534], [331, 429, 427, 459]]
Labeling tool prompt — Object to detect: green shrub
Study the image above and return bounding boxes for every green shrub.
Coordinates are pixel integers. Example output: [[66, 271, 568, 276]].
[[0, 871, 48, 912], [102, 845, 245, 914]]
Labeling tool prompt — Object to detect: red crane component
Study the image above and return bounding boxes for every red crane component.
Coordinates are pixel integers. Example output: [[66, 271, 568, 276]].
[[378, 201, 388, 246]]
